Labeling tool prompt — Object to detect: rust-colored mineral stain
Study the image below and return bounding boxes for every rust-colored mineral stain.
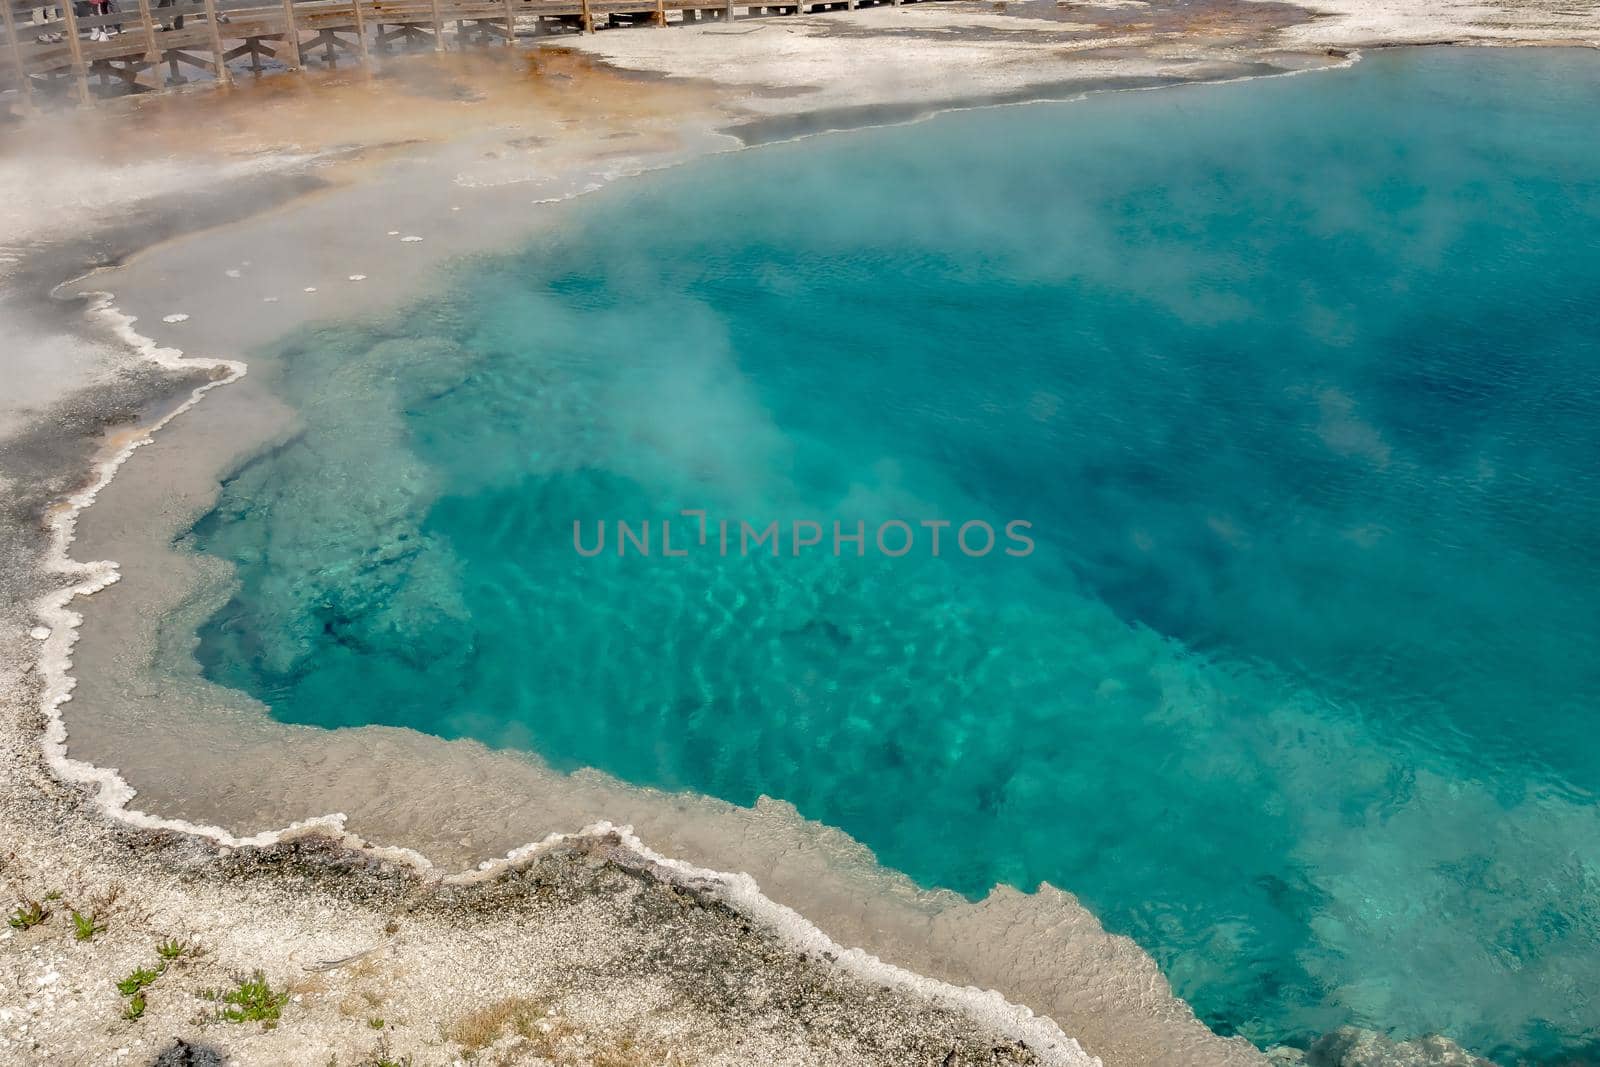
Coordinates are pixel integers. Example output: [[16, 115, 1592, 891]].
[[0, 45, 714, 175]]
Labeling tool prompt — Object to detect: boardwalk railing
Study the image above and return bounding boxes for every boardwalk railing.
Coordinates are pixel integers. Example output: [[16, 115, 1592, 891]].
[[1, 0, 910, 108]]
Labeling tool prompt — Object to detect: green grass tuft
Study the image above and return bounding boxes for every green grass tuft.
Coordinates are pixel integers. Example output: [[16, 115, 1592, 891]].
[[116, 965, 163, 996], [71, 910, 105, 942], [6, 900, 48, 930], [156, 938, 190, 961], [214, 971, 288, 1027]]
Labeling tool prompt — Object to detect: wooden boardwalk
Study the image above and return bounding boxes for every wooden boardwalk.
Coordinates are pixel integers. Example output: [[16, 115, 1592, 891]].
[[1, 0, 912, 107]]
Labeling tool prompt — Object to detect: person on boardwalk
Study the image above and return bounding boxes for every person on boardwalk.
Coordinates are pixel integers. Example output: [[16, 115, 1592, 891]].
[[30, 4, 64, 42]]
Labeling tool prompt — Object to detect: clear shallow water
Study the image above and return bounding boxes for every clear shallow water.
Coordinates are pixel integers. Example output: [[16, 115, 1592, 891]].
[[187, 50, 1600, 1060]]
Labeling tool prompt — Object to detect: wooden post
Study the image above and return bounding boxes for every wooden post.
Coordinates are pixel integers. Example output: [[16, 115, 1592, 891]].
[[500, 0, 513, 44], [279, 0, 301, 65], [0, 0, 36, 112], [200, 0, 230, 84], [133, 0, 163, 87], [349, 0, 370, 63], [428, 0, 443, 49], [653, 0, 663, 25], [578, 0, 591, 32], [60, 1, 92, 104], [723, 0, 732, 21]]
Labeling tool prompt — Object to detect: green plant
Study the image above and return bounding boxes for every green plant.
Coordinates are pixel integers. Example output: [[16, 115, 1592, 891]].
[[117, 965, 163, 996], [156, 938, 190, 962], [43, 890, 62, 902], [368, 1016, 385, 1030], [71, 910, 104, 941], [214, 972, 288, 1027], [7, 900, 48, 930], [123, 992, 147, 1021], [362, 1039, 410, 1067]]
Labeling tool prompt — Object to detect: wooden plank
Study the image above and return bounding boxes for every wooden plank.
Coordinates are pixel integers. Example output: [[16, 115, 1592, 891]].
[[166, 45, 213, 69], [0, 0, 36, 111], [60, 0, 92, 104], [280, 0, 302, 65], [200, 0, 231, 83]]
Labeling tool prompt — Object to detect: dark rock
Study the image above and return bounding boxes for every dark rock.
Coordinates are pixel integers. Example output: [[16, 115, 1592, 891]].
[[149, 1038, 226, 1066]]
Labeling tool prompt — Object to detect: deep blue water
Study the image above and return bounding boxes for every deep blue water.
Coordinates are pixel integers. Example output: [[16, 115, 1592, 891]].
[[188, 49, 1600, 1060]]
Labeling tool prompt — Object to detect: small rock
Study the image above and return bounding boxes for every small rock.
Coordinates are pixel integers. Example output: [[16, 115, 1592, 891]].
[[1304, 1027, 1491, 1067]]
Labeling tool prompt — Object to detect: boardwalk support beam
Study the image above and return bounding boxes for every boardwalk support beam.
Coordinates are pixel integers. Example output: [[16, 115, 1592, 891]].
[[0, 0, 35, 112], [61, 0, 92, 105], [201, 0, 232, 85], [280, 0, 303, 65]]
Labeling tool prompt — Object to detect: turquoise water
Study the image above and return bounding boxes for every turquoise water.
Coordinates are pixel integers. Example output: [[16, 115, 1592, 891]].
[[188, 50, 1600, 1060]]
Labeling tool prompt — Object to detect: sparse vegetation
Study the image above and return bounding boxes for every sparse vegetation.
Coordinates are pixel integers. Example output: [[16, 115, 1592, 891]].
[[444, 997, 666, 1065], [445, 995, 548, 1052], [115, 939, 202, 1021], [209, 971, 289, 1027], [359, 1039, 411, 1067], [156, 938, 191, 962], [6, 899, 48, 930], [117, 965, 163, 996], [368, 1016, 386, 1030], [71, 909, 105, 941]]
